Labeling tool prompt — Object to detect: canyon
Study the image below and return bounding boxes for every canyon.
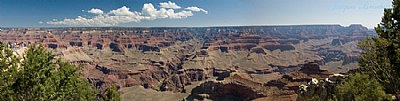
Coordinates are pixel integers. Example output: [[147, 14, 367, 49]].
[[0, 24, 374, 100]]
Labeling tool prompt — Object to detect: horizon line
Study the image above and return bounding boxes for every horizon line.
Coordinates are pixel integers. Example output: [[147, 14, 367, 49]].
[[0, 23, 372, 29]]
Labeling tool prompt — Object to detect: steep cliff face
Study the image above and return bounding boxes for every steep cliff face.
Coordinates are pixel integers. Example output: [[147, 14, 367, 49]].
[[161, 68, 210, 92], [83, 61, 176, 91], [77, 40, 211, 93], [96, 64, 210, 93]]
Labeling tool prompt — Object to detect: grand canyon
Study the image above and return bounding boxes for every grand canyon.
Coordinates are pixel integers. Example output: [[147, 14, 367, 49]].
[[0, 24, 373, 100]]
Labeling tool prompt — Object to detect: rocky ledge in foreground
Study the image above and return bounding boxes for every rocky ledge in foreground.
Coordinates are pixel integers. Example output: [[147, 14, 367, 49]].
[[185, 73, 268, 101]]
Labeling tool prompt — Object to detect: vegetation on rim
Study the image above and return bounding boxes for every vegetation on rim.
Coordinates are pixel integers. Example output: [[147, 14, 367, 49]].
[[0, 44, 120, 100]]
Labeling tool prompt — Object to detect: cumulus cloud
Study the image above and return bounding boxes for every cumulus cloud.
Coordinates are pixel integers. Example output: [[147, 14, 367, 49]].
[[109, 6, 138, 16], [159, 1, 181, 9], [88, 8, 104, 15], [141, 3, 193, 20], [185, 6, 208, 14], [47, 1, 207, 26]]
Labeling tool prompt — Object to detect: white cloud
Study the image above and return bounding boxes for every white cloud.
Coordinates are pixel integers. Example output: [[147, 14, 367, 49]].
[[166, 10, 193, 19], [142, 3, 160, 19], [88, 8, 104, 15], [185, 6, 208, 14], [141, 3, 193, 20], [159, 1, 181, 9], [38, 21, 44, 24], [109, 6, 138, 16], [47, 2, 207, 26], [47, 14, 143, 26]]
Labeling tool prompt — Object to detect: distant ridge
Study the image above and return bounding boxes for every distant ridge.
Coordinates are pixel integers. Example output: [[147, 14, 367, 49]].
[[0, 24, 366, 29]]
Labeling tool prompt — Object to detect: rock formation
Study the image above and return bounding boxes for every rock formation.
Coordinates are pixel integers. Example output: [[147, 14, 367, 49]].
[[0, 24, 373, 100]]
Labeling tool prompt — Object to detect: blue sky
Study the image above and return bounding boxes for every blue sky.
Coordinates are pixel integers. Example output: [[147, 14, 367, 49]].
[[0, 0, 392, 28]]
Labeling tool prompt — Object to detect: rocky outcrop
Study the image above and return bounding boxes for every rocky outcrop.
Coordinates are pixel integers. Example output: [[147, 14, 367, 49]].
[[250, 47, 267, 54], [263, 62, 333, 100], [297, 74, 346, 100], [161, 68, 210, 92], [62, 47, 93, 65], [186, 73, 268, 101], [138, 45, 160, 52], [331, 39, 343, 46], [213, 69, 234, 80], [204, 34, 298, 52], [318, 49, 346, 62], [263, 44, 295, 51], [299, 62, 327, 74], [186, 81, 265, 101]]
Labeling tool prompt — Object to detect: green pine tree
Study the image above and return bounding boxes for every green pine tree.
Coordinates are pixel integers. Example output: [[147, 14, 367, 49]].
[[335, 73, 390, 101], [0, 44, 98, 100], [0, 42, 20, 100], [358, 0, 400, 96], [102, 84, 121, 101]]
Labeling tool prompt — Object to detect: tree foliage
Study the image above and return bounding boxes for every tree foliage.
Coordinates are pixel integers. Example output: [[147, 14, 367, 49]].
[[358, 0, 400, 96], [0, 44, 97, 100], [101, 84, 121, 101], [298, 0, 400, 100], [335, 73, 390, 101]]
